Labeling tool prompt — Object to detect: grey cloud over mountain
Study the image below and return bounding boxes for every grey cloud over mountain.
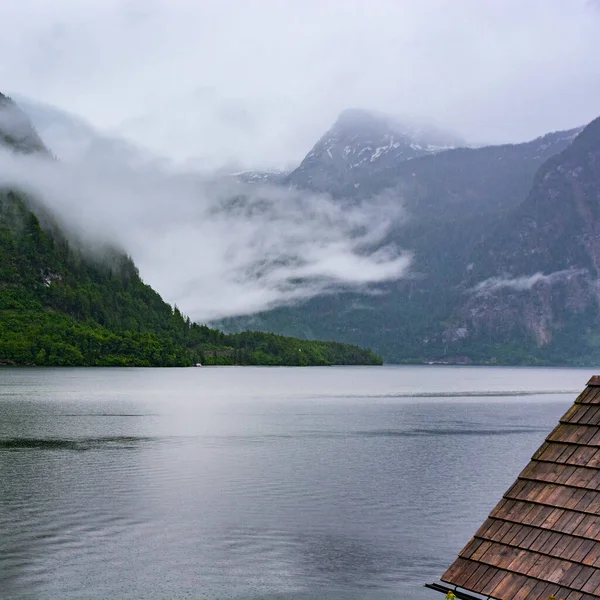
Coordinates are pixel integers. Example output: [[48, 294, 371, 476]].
[[1, 0, 599, 169], [0, 136, 410, 321]]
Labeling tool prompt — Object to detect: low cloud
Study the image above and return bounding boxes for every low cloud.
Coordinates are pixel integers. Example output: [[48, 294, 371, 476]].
[[0, 146, 410, 321], [2, 1, 600, 168], [473, 269, 586, 294]]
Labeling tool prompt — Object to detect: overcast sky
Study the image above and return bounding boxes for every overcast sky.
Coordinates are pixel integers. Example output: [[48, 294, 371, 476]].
[[1, 0, 600, 169]]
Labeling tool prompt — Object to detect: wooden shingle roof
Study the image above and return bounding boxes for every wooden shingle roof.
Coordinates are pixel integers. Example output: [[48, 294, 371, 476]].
[[439, 376, 600, 600]]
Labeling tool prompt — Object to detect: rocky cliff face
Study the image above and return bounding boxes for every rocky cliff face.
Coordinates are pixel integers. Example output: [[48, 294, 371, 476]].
[[446, 116, 600, 360]]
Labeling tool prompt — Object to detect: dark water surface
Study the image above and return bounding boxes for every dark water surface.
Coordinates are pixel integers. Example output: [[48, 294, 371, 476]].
[[0, 366, 596, 599]]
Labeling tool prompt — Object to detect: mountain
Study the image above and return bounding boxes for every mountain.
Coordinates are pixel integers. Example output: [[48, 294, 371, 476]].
[[219, 110, 587, 364], [285, 108, 465, 193], [0, 94, 382, 367], [11, 94, 595, 366], [442, 115, 600, 364]]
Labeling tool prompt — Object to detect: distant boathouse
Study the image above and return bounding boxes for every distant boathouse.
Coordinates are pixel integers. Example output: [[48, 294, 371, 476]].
[[428, 376, 600, 600]]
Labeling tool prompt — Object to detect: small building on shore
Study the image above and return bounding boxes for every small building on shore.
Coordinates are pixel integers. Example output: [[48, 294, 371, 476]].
[[428, 376, 600, 600]]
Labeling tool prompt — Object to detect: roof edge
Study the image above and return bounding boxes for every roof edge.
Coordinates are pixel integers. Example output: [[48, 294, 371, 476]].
[[587, 375, 600, 386]]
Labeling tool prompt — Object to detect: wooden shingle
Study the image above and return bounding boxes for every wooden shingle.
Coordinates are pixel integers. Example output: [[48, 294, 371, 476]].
[[439, 377, 600, 600]]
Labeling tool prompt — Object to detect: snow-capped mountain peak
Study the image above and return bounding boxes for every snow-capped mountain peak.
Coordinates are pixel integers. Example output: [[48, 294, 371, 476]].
[[286, 108, 466, 191]]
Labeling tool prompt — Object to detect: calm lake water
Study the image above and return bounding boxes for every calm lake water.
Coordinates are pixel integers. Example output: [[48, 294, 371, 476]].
[[0, 365, 597, 600]]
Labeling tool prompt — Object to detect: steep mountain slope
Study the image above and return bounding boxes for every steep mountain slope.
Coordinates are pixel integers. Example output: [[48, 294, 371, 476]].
[[285, 108, 465, 192], [0, 93, 47, 154], [0, 94, 382, 366], [443, 115, 600, 364], [220, 113, 584, 363]]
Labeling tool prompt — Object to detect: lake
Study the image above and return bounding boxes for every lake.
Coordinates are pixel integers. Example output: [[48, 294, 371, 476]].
[[0, 365, 596, 600]]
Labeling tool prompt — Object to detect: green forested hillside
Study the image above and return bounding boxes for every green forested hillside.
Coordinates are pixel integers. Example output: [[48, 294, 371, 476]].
[[0, 91, 383, 367], [0, 191, 381, 366]]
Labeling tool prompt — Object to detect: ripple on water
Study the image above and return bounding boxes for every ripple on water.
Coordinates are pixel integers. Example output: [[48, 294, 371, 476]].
[[0, 436, 158, 451]]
